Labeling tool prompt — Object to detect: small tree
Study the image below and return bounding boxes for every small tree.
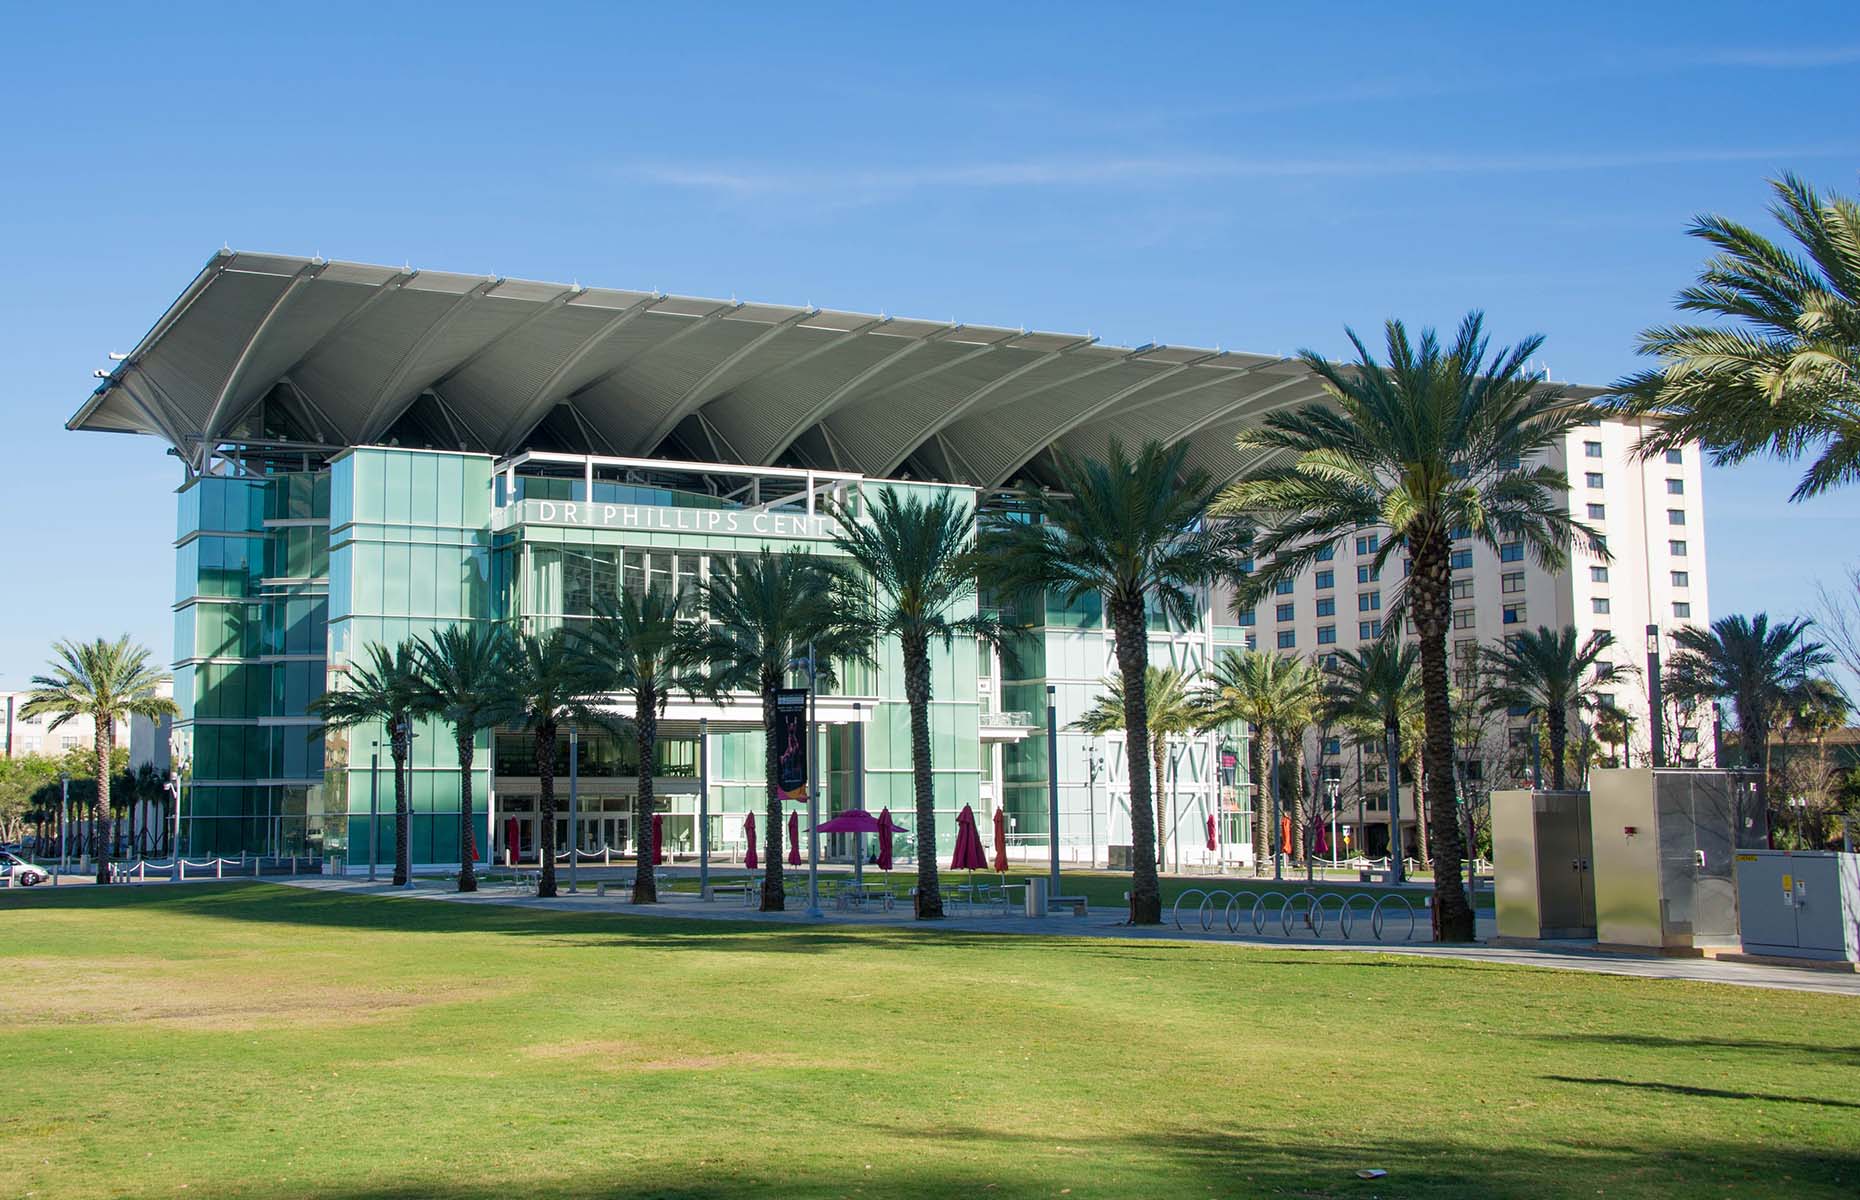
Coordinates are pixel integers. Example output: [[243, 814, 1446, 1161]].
[[413, 623, 514, 893], [21, 637, 177, 883], [504, 628, 603, 900], [311, 641, 426, 886], [1479, 626, 1620, 791], [1198, 649, 1324, 875], [1074, 666, 1200, 873]]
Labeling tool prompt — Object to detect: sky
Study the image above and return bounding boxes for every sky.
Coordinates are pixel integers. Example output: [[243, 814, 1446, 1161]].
[[2, 1, 1857, 690]]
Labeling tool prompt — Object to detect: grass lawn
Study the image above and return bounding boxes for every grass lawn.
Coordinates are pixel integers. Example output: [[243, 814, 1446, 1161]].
[[1, 884, 1853, 1199]]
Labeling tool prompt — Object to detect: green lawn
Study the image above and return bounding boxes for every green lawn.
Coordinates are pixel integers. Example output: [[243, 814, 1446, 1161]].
[[2, 884, 1854, 1199]]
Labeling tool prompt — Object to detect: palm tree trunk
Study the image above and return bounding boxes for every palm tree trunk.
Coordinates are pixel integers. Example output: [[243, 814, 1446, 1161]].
[[456, 725, 478, 893], [93, 725, 112, 884], [536, 720, 558, 898], [1254, 729, 1274, 875], [905, 633, 943, 920], [1409, 529, 1474, 941], [1548, 706, 1568, 791], [760, 676, 785, 912], [1411, 759, 1428, 867], [1110, 594, 1160, 923], [1290, 745, 1308, 867], [391, 715, 412, 887], [1153, 739, 1168, 874], [633, 687, 659, 904]]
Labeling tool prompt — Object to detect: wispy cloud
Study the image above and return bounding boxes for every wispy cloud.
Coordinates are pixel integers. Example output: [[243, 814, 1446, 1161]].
[[1667, 44, 1860, 69], [621, 145, 1860, 199]]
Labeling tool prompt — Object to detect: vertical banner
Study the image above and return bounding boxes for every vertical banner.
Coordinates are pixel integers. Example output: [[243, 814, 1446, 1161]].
[[775, 687, 810, 802]]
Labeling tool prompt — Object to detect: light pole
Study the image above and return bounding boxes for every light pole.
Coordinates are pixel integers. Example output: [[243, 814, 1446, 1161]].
[[788, 649, 823, 919], [1325, 778, 1341, 869], [1385, 724, 1404, 884], [368, 743, 381, 882], [58, 772, 70, 874], [567, 723, 579, 894], [851, 703, 866, 891], [698, 716, 710, 900], [1045, 684, 1060, 898], [1086, 740, 1102, 870], [1646, 624, 1666, 769], [1528, 717, 1543, 789], [1270, 741, 1283, 882]]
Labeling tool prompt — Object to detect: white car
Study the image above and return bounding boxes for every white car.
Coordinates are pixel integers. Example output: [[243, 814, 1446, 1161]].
[[1, 852, 49, 887]]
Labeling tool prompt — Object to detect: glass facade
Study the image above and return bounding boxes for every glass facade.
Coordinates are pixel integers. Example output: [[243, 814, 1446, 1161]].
[[171, 450, 1252, 868]]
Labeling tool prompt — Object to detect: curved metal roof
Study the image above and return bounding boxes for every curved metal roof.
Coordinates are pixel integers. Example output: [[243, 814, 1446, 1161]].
[[70, 249, 1328, 486]]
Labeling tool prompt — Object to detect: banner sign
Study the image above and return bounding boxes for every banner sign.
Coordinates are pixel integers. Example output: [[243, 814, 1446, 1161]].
[[513, 498, 840, 540], [775, 688, 810, 802]]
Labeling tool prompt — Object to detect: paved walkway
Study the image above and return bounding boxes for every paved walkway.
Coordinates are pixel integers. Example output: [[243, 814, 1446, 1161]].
[[276, 874, 1860, 998]]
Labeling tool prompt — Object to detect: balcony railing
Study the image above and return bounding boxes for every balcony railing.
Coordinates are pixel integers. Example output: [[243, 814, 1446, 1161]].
[[981, 710, 1037, 728]]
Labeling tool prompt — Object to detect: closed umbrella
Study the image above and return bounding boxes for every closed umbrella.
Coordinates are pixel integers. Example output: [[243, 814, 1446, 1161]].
[[787, 811, 802, 866], [951, 804, 988, 905], [1206, 812, 1218, 854], [992, 806, 1008, 873], [652, 813, 665, 865], [877, 807, 896, 873], [743, 812, 757, 871]]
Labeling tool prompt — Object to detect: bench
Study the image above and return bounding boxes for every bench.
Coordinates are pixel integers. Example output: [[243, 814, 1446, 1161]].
[[1051, 894, 1090, 917]]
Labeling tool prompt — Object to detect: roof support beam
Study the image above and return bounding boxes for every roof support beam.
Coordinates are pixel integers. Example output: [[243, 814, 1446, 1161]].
[[982, 353, 1225, 487], [356, 278, 500, 442], [116, 376, 188, 449], [493, 293, 662, 449], [564, 300, 739, 416], [199, 259, 325, 450], [631, 308, 816, 454], [427, 284, 584, 396], [755, 330, 946, 465], [1159, 376, 1314, 445]]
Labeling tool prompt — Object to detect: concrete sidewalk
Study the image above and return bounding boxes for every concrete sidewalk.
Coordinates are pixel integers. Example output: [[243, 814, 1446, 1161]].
[[277, 874, 1860, 998]]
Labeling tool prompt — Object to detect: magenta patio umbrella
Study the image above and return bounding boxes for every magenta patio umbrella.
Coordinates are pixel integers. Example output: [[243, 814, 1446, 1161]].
[[951, 804, 988, 870], [787, 811, 802, 866], [876, 807, 896, 872], [815, 808, 905, 889], [652, 813, 665, 865], [743, 812, 757, 871], [1206, 812, 1218, 854], [992, 806, 1009, 873]]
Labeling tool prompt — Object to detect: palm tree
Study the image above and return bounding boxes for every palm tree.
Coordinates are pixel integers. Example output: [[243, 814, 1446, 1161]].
[[1593, 704, 1634, 770], [412, 623, 513, 893], [21, 636, 178, 884], [574, 590, 713, 905], [1608, 174, 1860, 501], [1666, 614, 1833, 805], [503, 628, 603, 899], [830, 489, 992, 919], [1197, 649, 1324, 876], [697, 548, 868, 913], [1323, 639, 1422, 868], [1074, 665, 1200, 873], [311, 640, 426, 886], [1479, 626, 1619, 791], [1216, 314, 1595, 941], [984, 439, 1248, 925]]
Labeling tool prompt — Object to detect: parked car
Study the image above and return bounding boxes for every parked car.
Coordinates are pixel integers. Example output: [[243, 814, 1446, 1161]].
[[0, 851, 49, 886]]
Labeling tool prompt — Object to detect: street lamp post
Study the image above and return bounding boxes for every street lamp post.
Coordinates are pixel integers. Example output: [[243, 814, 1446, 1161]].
[[1385, 725, 1404, 885], [1086, 741, 1102, 871], [1325, 778, 1341, 869], [1646, 624, 1666, 769], [787, 649, 823, 919], [1045, 684, 1061, 898], [58, 772, 70, 875], [1270, 742, 1283, 882], [567, 723, 579, 894], [368, 744, 380, 882], [698, 716, 711, 900]]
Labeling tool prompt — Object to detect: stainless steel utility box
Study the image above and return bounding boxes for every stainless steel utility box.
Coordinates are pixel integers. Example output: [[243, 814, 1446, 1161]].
[[1733, 850, 1860, 962], [1493, 789, 1596, 940], [1589, 768, 1767, 952]]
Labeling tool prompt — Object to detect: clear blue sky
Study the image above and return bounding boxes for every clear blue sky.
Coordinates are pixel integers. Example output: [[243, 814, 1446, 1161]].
[[2, 1, 1857, 688]]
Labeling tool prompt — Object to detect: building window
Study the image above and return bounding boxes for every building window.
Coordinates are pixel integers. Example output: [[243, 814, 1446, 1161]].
[[1357, 564, 1380, 584], [1237, 609, 1256, 626], [1667, 478, 1684, 495], [1585, 472, 1604, 488], [1451, 578, 1474, 600], [1314, 544, 1335, 562], [1323, 737, 1341, 756], [1454, 638, 1477, 662], [1499, 454, 1521, 470], [1665, 449, 1683, 464], [1315, 569, 1334, 590], [1587, 503, 1606, 520], [1502, 571, 1526, 594], [1674, 602, 1692, 618], [1316, 596, 1336, 617], [1275, 578, 1296, 595], [1450, 548, 1473, 569], [1503, 602, 1526, 625], [1670, 539, 1687, 556], [1358, 619, 1383, 639], [1500, 542, 1524, 563], [1671, 570, 1689, 587], [1276, 602, 1295, 622], [1451, 523, 1471, 540], [1589, 565, 1609, 583], [1358, 591, 1381, 612], [1452, 608, 1474, 630], [1592, 597, 1611, 614], [1276, 630, 1297, 649], [1246, 633, 1257, 649], [1668, 509, 1686, 525], [1584, 440, 1603, 458], [1354, 533, 1380, 555], [1317, 625, 1337, 645]]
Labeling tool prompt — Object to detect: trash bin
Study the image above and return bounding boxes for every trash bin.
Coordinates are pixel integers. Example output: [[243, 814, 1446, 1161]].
[[1025, 877, 1048, 918]]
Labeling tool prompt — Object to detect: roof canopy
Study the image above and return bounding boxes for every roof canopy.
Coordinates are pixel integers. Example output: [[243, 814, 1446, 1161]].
[[71, 249, 1329, 486]]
